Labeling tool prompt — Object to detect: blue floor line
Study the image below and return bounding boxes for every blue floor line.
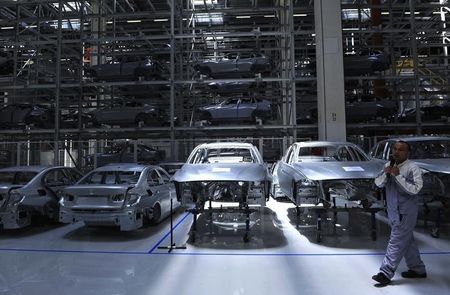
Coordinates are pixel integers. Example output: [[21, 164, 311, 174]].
[[0, 246, 449, 257], [147, 212, 191, 253]]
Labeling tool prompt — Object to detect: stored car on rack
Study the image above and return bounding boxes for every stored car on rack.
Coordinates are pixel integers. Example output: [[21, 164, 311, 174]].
[[194, 52, 272, 78], [90, 100, 168, 127], [173, 142, 271, 208], [275, 141, 384, 208], [198, 97, 274, 124], [85, 142, 166, 167], [0, 104, 54, 128], [295, 51, 391, 77], [207, 81, 267, 94], [59, 163, 179, 231], [370, 136, 450, 205], [302, 100, 397, 124], [84, 56, 162, 81], [0, 166, 82, 229]]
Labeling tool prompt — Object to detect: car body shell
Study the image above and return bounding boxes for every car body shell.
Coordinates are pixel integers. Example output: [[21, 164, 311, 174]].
[[0, 104, 54, 128], [198, 97, 273, 123], [90, 100, 167, 127], [275, 141, 384, 207], [0, 165, 82, 229], [369, 136, 450, 204], [85, 56, 162, 81], [59, 163, 179, 231], [172, 142, 272, 207], [85, 143, 166, 167], [195, 52, 272, 78], [295, 51, 391, 77]]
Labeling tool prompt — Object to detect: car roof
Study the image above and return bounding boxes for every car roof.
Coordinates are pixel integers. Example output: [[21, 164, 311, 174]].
[[381, 136, 450, 142], [196, 142, 256, 149], [294, 141, 356, 147], [0, 165, 61, 173], [93, 163, 154, 171]]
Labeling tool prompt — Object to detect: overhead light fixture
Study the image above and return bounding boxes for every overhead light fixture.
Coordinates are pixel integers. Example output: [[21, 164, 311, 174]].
[[127, 20, 141, 23], [381, 12, 389, 15], [264, 15, 275, 18], [293, 14, 307, 17], [405, 11, 420, 15], [1, 26, 14, 30], [154, 19, 168, 22], [236, 16, 251, 19]]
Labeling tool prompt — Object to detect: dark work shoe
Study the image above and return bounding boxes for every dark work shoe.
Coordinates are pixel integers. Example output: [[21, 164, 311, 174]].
[[401, 270, 427, 279], [372, 272, 391, 286]]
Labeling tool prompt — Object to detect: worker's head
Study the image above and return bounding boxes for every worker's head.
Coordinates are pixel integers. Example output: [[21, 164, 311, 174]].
[[392, 140, 410, 164]]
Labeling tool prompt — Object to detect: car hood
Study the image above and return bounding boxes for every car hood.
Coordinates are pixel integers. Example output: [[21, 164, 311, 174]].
[[291, 161, 383, 181], [173, 163, 270, 182], [414, 159, 450, 174]]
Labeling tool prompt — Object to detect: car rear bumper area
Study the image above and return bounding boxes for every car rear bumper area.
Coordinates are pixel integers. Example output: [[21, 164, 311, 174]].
[[59, 208, 144, 231]]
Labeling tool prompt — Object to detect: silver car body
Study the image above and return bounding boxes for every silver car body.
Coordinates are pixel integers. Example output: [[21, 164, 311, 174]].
[[276, 141, 384, 207], [370, 136, 450, 204], [59, 163, 179, 231], [172, 142, 271, 207], [0, 165, 82, 229], [196, 52, 272, 78]]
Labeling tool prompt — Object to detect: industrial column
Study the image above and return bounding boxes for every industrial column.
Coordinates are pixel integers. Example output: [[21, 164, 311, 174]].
[[314, 0, 346, 141]]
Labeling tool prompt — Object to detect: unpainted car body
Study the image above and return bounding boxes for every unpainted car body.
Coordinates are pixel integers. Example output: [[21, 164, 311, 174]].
[[295, 51, 391, 77], [173, 142, 272, 208], [275, 141, 384, 207], [0, 166, 82, 229], [59, 163, 179, 231], [301, 100, 397, 124], [90, 100, 167, 127], [85, 142, 166, 167], [198, 97, 273, 124], [195, 52, 272, 78], [207, 81, 267, 94], [370, 136, 450, 205], [0, 104, 54, 128], [85, 56, 162, 81]]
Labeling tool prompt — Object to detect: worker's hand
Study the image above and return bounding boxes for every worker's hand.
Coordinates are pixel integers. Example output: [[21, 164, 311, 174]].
[[384, 166, 392, 174], [391, 166, 400, 176]]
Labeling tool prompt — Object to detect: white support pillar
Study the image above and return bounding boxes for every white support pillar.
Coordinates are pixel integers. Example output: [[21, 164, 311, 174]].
[[314, 0, 346, 141]]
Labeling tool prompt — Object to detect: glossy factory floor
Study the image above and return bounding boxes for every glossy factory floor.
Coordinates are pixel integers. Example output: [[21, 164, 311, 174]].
[[1, 198, 449, 295]]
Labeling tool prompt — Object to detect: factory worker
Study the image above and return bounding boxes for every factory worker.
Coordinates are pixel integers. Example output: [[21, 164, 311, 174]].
[[372, 140, 427, 286]]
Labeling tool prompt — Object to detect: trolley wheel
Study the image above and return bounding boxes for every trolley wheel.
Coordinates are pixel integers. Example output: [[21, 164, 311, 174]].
[[431, 227, 440, 239], [190, 232, 196, 243], [316, 232, 322, 243], [243, 233, 250, 243]]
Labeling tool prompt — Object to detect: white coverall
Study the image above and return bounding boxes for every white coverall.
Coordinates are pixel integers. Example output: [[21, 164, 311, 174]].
[[374, 159, 426, 279]]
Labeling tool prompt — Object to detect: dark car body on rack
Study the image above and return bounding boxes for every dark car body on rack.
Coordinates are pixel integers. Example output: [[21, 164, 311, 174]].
[[0, 104, 54, 128], [85, 143, 166, 167], [195, 52, 272, 78], [85, 56, 162, 81], [198, 97, 274, 124]]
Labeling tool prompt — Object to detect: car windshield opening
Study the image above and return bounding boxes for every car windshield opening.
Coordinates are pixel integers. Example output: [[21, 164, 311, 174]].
[[0, 171, 37, 185], [80, 170, 141, 184], [191, 147, 255, 164], [298, 146, 338, 161], [409, 140, 450, 159]]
